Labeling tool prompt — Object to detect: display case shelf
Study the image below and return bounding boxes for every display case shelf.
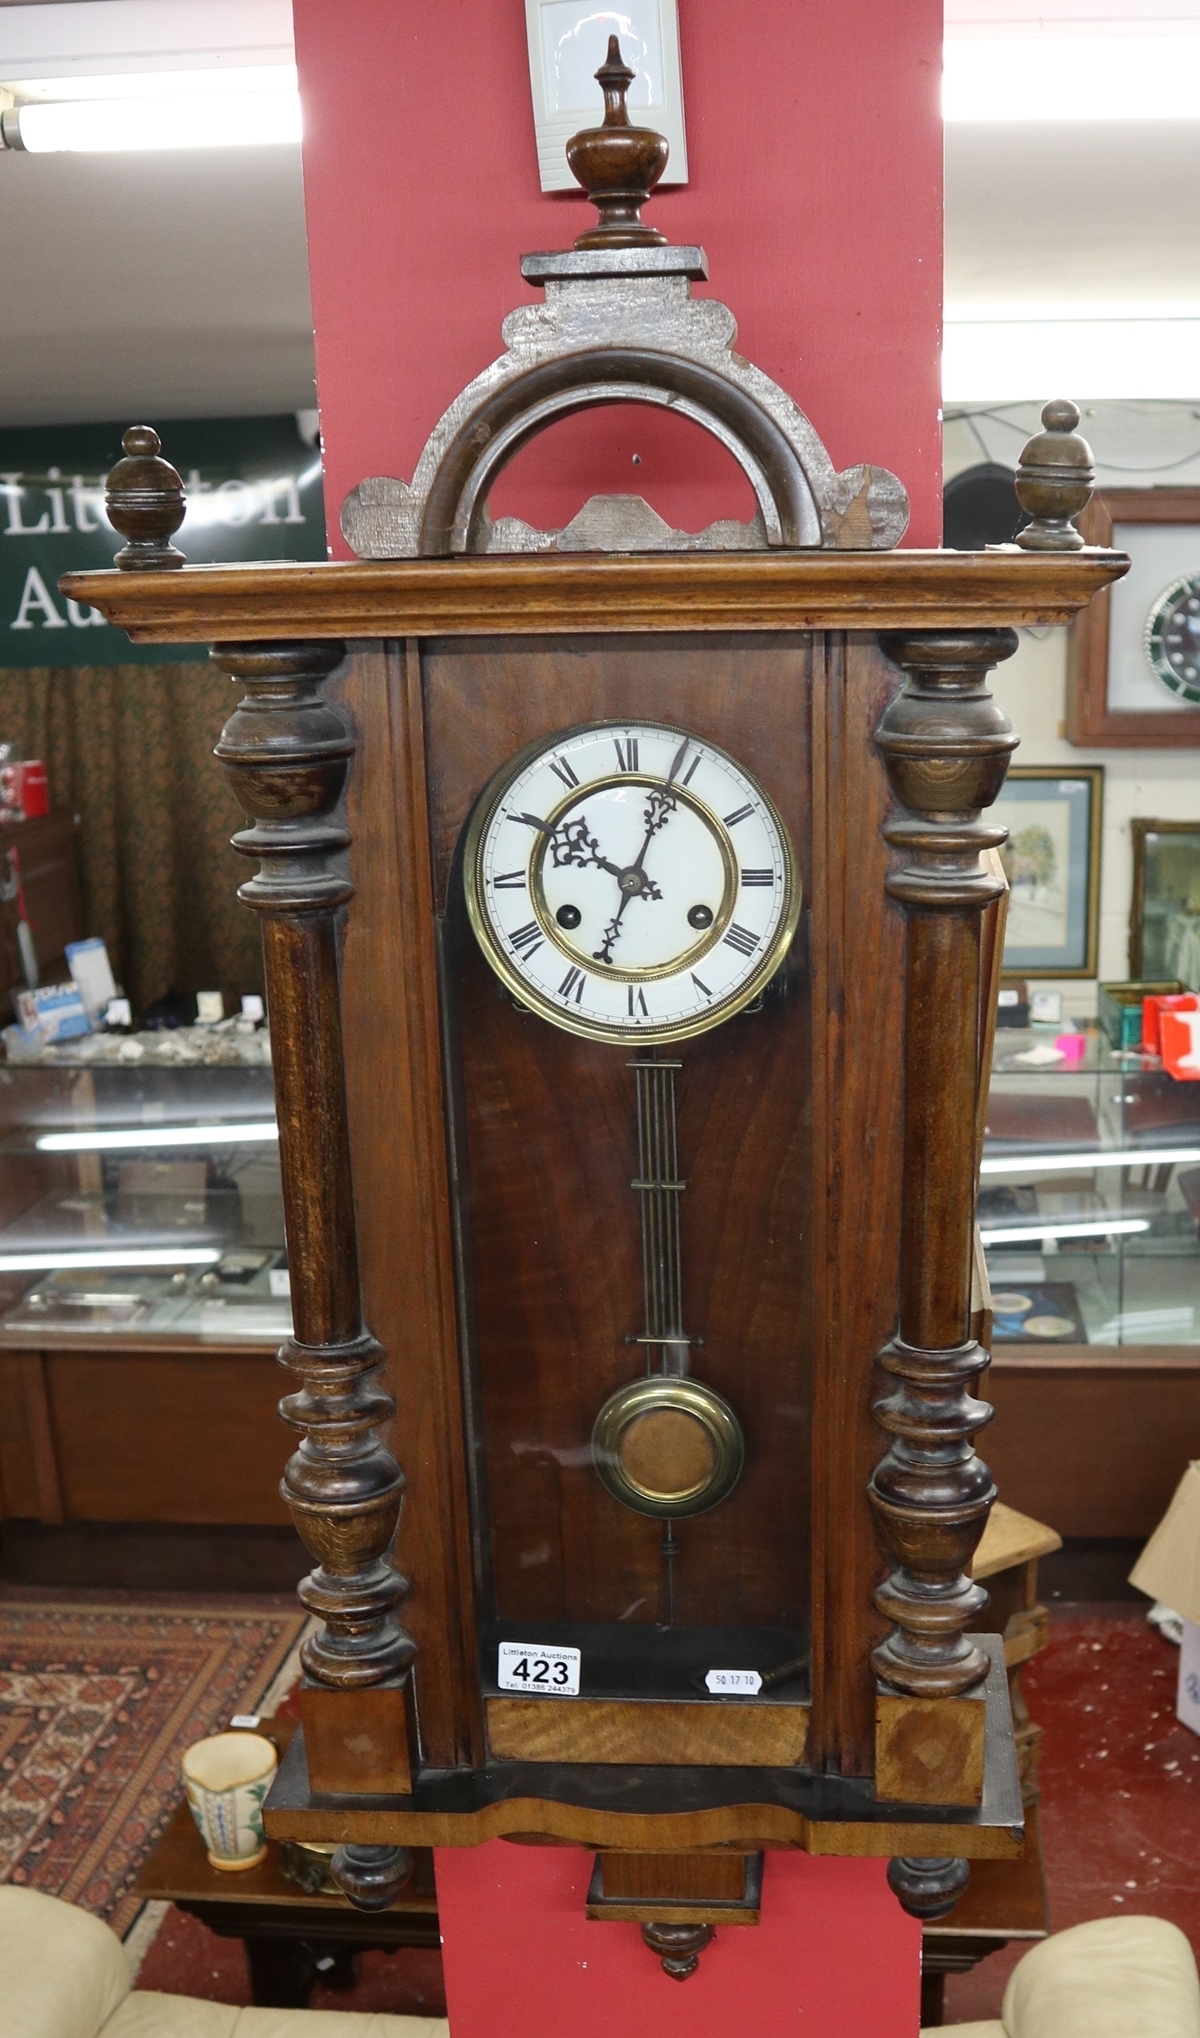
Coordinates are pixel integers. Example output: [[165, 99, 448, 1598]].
[[982, 1027, 1200, 1351], [0, 1024, 290, 1347]]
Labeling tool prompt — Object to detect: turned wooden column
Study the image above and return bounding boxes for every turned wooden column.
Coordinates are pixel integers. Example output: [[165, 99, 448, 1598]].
[[213, 640, 416, 1910], [870, 630, 1019, 1699]]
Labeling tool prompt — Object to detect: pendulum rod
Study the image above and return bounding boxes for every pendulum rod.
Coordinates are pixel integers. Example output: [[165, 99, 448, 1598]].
[[629, 1057, 693, 1378], [628, 1056, 698, 1624]]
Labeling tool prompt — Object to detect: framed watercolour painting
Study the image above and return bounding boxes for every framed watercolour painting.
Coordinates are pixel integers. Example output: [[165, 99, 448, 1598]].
[[995, 766, 1103, 978], [1068, 489, 1200, 746], [1130, 820, 1200, 989]]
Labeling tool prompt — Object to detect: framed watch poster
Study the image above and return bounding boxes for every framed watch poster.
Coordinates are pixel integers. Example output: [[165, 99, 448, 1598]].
[[1068, 489, 1200, 745], [995, 765, 1103, 978]]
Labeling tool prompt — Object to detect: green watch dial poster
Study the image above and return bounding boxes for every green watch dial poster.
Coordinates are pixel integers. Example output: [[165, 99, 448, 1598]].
[[0, 416, 326, 667]]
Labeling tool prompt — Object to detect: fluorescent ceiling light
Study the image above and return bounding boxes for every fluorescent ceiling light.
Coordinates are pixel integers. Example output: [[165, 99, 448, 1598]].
[[981, 1216, 1151, 1243], [944, 36, 1200, 120], [0, 1246, 220, 1272], [0, 65, 300, 151], [944, 305, 1200, 401], [10, 64, 296, 101], [36, 1121, 279, 1152], [981, 1144, 1200, 1175]]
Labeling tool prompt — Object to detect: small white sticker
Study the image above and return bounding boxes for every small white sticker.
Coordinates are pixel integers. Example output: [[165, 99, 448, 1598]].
[[705, 1668, 762, 1696], [268, 1268, 291, 1297], [498, 1642, 581, 1697]]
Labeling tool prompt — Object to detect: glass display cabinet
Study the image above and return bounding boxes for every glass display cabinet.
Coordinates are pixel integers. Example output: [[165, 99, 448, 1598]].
[[0, 1025, 293, 1542], [0, 1026, 289, 1346], [982, 1027, 1200, 1351]]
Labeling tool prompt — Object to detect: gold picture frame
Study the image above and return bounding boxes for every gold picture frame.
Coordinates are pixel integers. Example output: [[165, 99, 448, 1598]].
[[995, 764, 1103, 979]]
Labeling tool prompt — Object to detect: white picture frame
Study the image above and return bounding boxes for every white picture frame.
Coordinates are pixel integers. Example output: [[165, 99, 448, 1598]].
[[524, 0, 688, 194]]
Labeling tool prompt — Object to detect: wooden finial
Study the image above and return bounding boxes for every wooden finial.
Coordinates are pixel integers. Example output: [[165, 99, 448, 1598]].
[[105, 425, 187, 570], [1014, 399, 1095, 552], [566, 35, 669, 250]]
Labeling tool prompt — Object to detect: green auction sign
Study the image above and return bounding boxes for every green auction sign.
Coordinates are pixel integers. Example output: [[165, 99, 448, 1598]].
[[0, 416, 326, 667]]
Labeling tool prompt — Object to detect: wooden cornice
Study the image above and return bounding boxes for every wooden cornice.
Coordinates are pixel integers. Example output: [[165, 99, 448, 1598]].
[[61, 547, 1129, 643]]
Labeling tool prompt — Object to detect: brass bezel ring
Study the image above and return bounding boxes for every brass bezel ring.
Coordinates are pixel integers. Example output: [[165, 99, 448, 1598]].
[[590, 1375, 745, 1520], [461, 718, 802, 1047], [529, 773, 738, 982]]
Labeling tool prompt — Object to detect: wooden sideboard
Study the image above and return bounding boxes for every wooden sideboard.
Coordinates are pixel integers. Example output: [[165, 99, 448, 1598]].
[[0, 1338, 291, 1528]]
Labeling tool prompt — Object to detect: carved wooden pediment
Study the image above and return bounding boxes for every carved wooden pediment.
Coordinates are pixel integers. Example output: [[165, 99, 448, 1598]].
[[341, 48, 908, 563], [341, 245, 910, 561]]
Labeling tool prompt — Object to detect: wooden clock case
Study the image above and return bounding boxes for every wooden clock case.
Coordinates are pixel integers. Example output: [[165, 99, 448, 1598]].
[[66, 78, 1127, 1965]]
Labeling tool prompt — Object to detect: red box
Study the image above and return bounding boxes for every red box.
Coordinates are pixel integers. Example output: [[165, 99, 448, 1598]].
[[1161, 1009, 1200, 1081], [20, 761, 48, 820], [1143, 992, 1199, 1057]]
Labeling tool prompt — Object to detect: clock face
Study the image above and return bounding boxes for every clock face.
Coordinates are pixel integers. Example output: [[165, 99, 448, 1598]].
[[1146, 574, 1200, 704], [463, 720, 801, 1044]]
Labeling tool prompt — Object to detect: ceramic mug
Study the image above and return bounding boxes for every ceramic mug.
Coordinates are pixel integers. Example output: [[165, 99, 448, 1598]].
[[181, 1731, 277, 1871]]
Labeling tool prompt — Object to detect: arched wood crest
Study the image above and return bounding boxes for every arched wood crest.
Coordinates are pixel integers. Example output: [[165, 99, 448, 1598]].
[[341, 244, 911, 559]]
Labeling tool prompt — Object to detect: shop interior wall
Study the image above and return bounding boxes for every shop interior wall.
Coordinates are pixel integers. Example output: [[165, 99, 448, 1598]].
[[945, 399, 1200, 1014]]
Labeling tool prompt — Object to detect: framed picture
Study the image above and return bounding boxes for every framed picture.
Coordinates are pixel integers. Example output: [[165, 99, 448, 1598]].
[[995, 766, 1103, 978], [1067, 489, 1200, 746], [1130, 820, 1200, 988], [524, 0, 688, 193]]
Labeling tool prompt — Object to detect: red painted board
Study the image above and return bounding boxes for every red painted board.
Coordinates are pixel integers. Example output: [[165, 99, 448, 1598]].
[[434, 1842, 921, 2037], [292, 0, 943, 552]]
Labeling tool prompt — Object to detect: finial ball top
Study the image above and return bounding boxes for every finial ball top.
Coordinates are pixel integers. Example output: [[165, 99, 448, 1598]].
[[106, 420, 187, 570], [1014, 393, 1095, 551], [122, 425, 162, 458], [1042, 398, 1081, 434]]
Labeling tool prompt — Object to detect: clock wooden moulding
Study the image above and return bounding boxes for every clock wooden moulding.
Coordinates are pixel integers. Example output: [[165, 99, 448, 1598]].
[[63, 75, 1128, 1949], [1067, 489, 1200, 746], [65, 536, 1124, 1906]]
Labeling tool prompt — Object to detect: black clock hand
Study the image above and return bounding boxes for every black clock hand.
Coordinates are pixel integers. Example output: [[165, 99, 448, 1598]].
[[593, 786, 676, 963], [547, 814, 625, 881]]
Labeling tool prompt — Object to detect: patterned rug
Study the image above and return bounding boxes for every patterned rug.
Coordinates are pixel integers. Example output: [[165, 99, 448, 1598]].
[[0, 1598, 304, 1935]]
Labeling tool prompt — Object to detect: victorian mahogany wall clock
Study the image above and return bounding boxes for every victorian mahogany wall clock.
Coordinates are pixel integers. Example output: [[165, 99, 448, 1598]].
[[68, 42, 1127, 1981]]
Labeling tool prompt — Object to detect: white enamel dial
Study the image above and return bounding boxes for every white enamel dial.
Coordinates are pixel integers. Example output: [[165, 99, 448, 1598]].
[[463, 721, 801, 1045]]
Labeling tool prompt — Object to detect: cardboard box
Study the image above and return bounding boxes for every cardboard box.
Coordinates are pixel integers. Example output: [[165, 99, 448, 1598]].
[[13, 983, 90, 1043], [1130, 1462, 1200, 1735], [1180, 1623, 1200, 1738]]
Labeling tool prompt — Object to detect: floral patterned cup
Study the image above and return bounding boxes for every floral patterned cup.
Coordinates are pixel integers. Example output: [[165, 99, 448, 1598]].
[[181, 1731, 277, 1870]]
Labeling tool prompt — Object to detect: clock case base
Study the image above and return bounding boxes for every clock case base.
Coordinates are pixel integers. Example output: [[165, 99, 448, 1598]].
[[266, 1641, 1020, 1860]]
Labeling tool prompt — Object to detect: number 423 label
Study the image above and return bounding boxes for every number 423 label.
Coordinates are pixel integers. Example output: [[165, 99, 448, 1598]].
[[497, 1642, 581, 1697]]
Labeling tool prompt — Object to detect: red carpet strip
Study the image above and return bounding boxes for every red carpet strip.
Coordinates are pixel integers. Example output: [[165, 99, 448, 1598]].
[[943, 1611, 1200, 2025]]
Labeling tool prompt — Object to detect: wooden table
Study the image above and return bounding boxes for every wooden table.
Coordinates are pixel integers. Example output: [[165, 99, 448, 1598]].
[[919, 1503, 1061, 2026], [134, 1719, 440, 2009], [921, 1804, 1049, 2027]]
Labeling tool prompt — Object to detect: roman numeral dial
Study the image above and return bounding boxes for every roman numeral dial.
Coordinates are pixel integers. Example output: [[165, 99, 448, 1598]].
[[463, 720, 801, 1045]]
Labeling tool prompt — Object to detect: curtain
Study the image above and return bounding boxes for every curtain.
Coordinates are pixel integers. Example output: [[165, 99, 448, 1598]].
[[0, 663, 263, 1018]]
